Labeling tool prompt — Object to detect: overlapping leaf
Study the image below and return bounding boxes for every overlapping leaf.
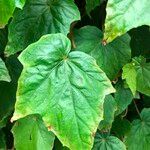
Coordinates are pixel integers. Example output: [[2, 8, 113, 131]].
[[74, 26, 131, 80], [5, 0, 80, 56], [0, 58, 11, 82], [104, 0, 150, 42], [12, 115, 55, 150], [99, 95, 117, 130], [126, 108, 150, 150], [0, 0, 26, 28], [93, 133, 126, 150], [114, 82, 133, 115], [0, 56, 22, 128], [0, 130, 6, 149], [11, 33, 115, 150], [112, 117, 131, 139], [129, 26, 150, 59], [122, 56, 150, 96], [86, 0, 101, 16]]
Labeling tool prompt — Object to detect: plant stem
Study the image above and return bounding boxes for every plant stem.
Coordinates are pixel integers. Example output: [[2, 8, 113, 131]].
[[133, 100, 142, 119]]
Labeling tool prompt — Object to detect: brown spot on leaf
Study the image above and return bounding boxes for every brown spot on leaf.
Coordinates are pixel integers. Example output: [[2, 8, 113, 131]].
[[48, 126, 52, 131]]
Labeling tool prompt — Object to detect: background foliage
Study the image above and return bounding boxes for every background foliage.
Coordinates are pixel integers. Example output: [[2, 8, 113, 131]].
[[0, 0, 150, 150]]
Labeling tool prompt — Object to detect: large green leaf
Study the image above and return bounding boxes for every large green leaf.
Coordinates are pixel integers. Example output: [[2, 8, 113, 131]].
[[93, 132, 126, 150], [74, 26, 131, 80], [86, 0, 101, 16], [12, 115, 55, 150], [104, 0, 150, 42], [122, 56, 150, 96], [126, 108, 150, 150], [12, 33, 115, 150], [5, 0, 80, 56], [0, 0, 26, 28], [0, 58, 11, 82], [99, 95, 117, 130], [114, 82, 133, 115]]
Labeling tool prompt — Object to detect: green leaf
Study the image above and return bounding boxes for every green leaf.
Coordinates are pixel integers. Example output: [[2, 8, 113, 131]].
[[0, 58, 11, 82], [114, 81, 133, 115], [129, 26, 150, 59], [74, 26, 131, 80], [0, 0, 26, 28], [122, 63, 137, 95], [125, 108, 150, 150], [12, 115, 55, 150], [99, 95, 117, 130], [5, 0, 80, 56], [122, 56, 150, 96], [12, 33, 115, 150], [0, 130, 6, 149], [86, 0, 101, 16], [104, 0, 150, 42], [93, 133, 126, 150], [111, 117, 131, 139]]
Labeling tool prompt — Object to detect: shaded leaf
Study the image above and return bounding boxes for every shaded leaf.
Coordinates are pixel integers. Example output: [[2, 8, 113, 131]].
[[93, 132, 126, 150], [114, 81, 133, 115], [12, 33, 115, 150], [74, 26, 131, 80], [0, 55, 22, 128], [111, 117, 131, 139], [126, 108, 150, 150], [99, 95, 117, 130], [0, 58, 11, 82], [5, 0, 80, 56], [0, 130, 6, 149], [86, 0, 101, 16], [129, 26, 150, 59], [0, 28, 8, 54]]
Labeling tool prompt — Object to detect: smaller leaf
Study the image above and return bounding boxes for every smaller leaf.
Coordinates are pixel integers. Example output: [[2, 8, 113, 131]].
[[86, 0, 101, 16], [0, 130, 6, 149], [122, 63, 136, 95], [74, 26, 131, 80], [111, 117, 131, 139], [0, 58, 11, 82], [93, 132, 126, 150], [122, 56, 150, 96], [99, 95, 117, 130], [114, 81, 133, 115], [12, 115, 55, 150], [125, 108, 150, 150]]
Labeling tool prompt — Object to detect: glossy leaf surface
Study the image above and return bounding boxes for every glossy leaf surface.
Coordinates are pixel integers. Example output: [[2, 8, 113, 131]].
[[12, 34, 115, 150], [104, 0, 150, 42]]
